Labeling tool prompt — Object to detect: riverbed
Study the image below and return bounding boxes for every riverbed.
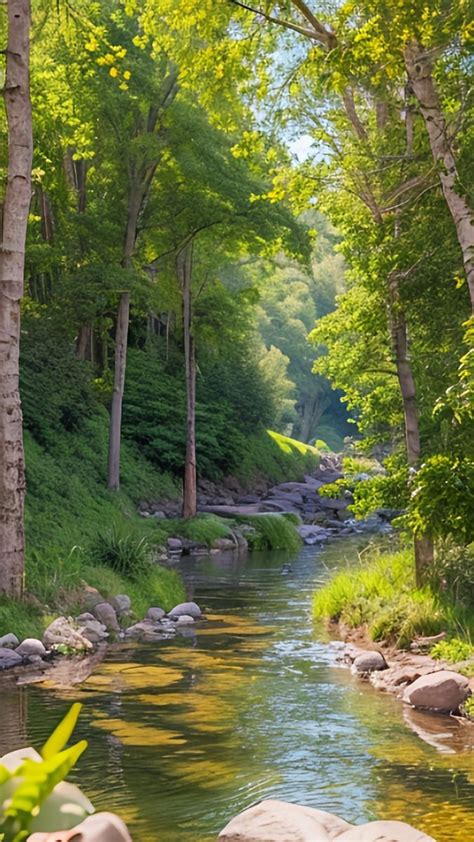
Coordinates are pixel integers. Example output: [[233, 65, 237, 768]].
[[1, 540, 473, 841]]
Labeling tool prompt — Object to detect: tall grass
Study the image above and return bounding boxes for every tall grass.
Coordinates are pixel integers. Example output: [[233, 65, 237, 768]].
[[313, 549, 447, 647], [235, 513, 302, 552]]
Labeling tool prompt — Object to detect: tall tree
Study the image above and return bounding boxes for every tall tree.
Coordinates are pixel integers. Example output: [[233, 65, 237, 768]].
[[0, 0, 33, 597]]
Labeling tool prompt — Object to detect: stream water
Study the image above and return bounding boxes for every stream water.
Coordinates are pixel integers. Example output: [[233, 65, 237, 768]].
[[1, 540, 473, 841]]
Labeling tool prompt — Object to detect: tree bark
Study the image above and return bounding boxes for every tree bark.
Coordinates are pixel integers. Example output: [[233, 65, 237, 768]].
[[107, 292, 130, 491], [387, 272, 420, 467], [178, 243, 197, 519], [0, 0, 33, 598], [405, 41, 474, 311]]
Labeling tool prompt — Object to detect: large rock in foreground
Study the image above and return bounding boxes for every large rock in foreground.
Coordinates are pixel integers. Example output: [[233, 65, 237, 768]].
[[27, 811, 132, 842], [403, 669, 470, 713], [217, 799, 435, 842]]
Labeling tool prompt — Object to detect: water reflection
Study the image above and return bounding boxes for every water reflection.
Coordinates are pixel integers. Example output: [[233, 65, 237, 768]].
[[0, 541, 472, 841]]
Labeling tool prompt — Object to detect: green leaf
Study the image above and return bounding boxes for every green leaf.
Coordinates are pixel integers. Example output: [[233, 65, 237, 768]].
[[41, 703, 82, 760]]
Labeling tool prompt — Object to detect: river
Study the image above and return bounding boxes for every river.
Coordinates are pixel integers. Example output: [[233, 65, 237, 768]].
[[1, 539, 473, 841]]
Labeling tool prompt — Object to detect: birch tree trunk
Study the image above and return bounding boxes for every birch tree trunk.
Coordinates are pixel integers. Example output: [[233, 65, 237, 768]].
[[405, 42, 474, 311], [0, 0, 33, 597], [178, 243, 197, 519]]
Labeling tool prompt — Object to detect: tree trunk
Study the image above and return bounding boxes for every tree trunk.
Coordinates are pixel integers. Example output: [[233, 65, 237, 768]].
[[107, 183, 141, 491], [178, 243, 197, 519], [107, 292, 130, 491], [388, 267, 434, 584], [0, 0, 33, 598], [405, 41, 474, 311], [75, 323, 91, 361]]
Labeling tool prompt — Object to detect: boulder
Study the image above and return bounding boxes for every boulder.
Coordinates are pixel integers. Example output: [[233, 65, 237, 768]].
[[217, 799, 435, 842], [43, 618, 92, 651], [76, 613, 96, 623], [403, 669, 470, 712], [167, 537, 183, 552], [78, 619, 108, 645], [125, 620, 176, 640], [0, 647, 23, 669], [109, 594, 131, 615], [81, 586, 105, 611], [146, 607, 166, 622], [351, 651, 387, 674], [318, 496, 349, 511], [27, 811, 132, 842], [15, 638, 46, 657], [298, 525, 328, 545], [92, 603, 120, 632], [176, 614, 195, 624], [0, 633, 20, 649], [168, 600, 202, 619]]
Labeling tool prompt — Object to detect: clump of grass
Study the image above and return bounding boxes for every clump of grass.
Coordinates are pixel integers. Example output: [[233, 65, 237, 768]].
[[0, 599, 45, 640], [313, 549, 445, 648], [81, 563, 185, 616], [235, 513, 302, 552], [463, 696, 474, 720], [431, 638, 474, 663], [175, 514, 233, 546], [88, 525, 153, 580], [236, 429, 320, 487]]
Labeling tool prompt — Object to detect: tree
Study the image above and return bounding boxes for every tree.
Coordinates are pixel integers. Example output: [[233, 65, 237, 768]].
[[0, 0, 33, 597]]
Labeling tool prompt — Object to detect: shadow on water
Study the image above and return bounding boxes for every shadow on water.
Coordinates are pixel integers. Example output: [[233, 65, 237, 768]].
[[0, 539, 473, 841]]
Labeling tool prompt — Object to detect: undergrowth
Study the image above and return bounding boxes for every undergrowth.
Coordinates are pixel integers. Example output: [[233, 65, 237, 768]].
[[312, 548, 471, 648], [235, 513, 302, 552], [236, 430, 319, 487]]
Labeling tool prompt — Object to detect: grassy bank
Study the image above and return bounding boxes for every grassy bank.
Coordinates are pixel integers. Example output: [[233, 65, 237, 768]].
[[313, 547, 474, 648]]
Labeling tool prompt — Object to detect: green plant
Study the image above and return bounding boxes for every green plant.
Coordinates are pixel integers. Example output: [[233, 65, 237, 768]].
[[88, 525, 152, 580], [462, 696, 474, 720], [0, 704, 91, 841], [431, 638, 474, 663], [235, 513, 302, 552]]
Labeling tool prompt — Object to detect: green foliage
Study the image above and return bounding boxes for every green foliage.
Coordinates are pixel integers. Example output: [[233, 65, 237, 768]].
[[236, 430, 319, 487], [0, 600, 44, 641], [407, 456, 474, 543], [176, 515, 232, 546], [87, 525, 153, 580], [313, 549, 446, 648], [431, 638, 473, 663], [463, 696, 474, 719], [235, 513, 302, 552], [427, 541, 474, 609], [0, 705, 88, 842]]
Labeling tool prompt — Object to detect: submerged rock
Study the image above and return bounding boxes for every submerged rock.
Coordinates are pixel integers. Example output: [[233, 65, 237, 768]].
[[403, 670, 470, 713], [217, 799, 435, 841]]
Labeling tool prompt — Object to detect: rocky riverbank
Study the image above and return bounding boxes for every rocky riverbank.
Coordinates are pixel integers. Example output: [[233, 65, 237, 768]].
[[333, 630, 474, 722], [140, 453, 394, 553]]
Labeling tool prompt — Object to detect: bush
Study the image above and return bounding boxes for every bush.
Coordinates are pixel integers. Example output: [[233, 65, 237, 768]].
[[427, 541, 474, 608], [431, 638, 473, 663], [88, 525, 153, 580]]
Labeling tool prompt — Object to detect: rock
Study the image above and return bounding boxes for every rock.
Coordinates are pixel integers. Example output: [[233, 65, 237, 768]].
[[146, 607, 166, 622], [151, 510, 166, 519], [318, 496, 349, 511], [231, 529, 248, 550], [176, 614, 195, 624], [0, 647, 23, 669], [168, 601, 202, 619], [403, 669, 471, 712], [125, 621, 176, 640], [304, 475, 325, 488], [212, 537, 237, 551], [27, 811, 132, 842], [351, 651, 387, 674], [0, 633, 20, 649], [217, 799, 434, 841], [15, 638, 46, 657], [93, 603, 120, 632], [167, 537, 183, 552], [109, 594, 131, 615], [298, 525, 328, 545], [43, 618, 93, 651], [81, 586, 105, 611], [76, 612, 96, 623], [266, 490, 304, 505], [78, 619, 108, 644]]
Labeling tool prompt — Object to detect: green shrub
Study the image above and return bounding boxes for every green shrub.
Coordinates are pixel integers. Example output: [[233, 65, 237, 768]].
[[235, 513, 302, 552], [431, 638, 474, 663], [177, 514, 232, 546], [236, 430, 319, 487], [88, 525, 153, 580], [463, 696, 474, 719], [427, 541, 474, 608]]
